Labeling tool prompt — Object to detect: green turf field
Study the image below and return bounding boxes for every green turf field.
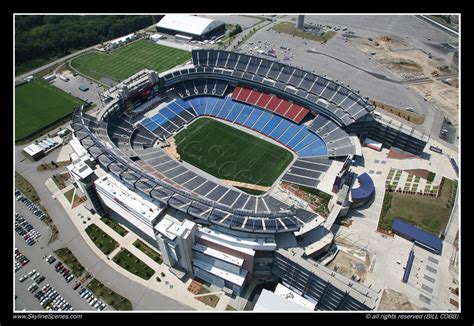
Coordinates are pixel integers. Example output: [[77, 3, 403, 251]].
[[175, 118, 294, 190], [70, 40, 191, 82], [15, 79, 85, 141]]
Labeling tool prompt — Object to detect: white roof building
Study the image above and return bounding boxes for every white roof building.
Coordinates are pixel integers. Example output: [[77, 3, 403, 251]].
[[253, 289, 313, 312], [156, 15, 224, 38]]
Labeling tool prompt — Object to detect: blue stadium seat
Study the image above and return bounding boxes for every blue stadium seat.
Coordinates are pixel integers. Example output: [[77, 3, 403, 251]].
[[287, 129, 307, 148], [141, 118, 158, 133], [279, 124, 303, 144], [260, 115, 281, 134], [269, 119, 291, 140], [151, 113, 167, 126], [252, 110, 273, 131], [216, 98, 234, 120], [205, 97, 218, 115], [226, 103, 245, 122], [159, 107, 176, 120], [294, 133, 317, 152], [243, 109, 263, 128], [167, 102, 185, 115], [235, 105, 253, 124], [210, 97, 225, 116]]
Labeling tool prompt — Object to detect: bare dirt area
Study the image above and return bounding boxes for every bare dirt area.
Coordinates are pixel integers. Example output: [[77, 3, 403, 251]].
[[414, 82, 459, 125], [162, 137, 181, 160], [221, 179, 270, 192], [377, 288, 420, 311], [327, 249, 369, 282], [376, 54, 424, 80], [351, 35, 459, 126]]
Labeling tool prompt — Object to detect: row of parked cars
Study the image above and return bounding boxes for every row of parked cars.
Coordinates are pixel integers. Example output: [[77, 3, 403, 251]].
[[34, 284, 74, 311], [15, 212, 41, 246], [78, 288, 106, 311], [15, 248, 30, 272], [54, 262, 75, 283], [15, 190, 48, 221], [22, 269, 46, 294]]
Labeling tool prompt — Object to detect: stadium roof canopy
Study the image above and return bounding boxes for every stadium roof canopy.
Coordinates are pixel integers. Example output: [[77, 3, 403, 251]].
[[156, 14, 224, 37], [392, 218, 443, 255]]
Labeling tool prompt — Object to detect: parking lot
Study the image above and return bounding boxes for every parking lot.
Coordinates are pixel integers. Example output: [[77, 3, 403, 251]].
[[14, 196, 96, 311], [51, 71, 105, 109]]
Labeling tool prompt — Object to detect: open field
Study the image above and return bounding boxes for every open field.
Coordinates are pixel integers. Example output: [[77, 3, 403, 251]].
[[87, 278, 132, 311], [378, 178, 457, 235], [70, 40, 191, 82], [15, 79, 85, 141], [54, 247, 85, 277], [271, 22, 336, 42], [85, 224, 119, 255], [175, 118, 293, 190], [112, 248, 155, 280]]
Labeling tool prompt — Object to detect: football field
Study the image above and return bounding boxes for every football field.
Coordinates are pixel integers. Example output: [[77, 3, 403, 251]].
[[15, 79, 85, 141], [70, 40, 191, 82], [175, 118, 294, 189]]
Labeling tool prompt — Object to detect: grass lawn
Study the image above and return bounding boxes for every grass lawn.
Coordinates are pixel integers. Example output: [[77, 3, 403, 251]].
[[101, 216, 128, 237], [85, 224, 119, 255], [64, 189, 75, 203], [133, 239, 162, 264], [15, 79, 85, 141], [16, 171, 41, 205], [175, 118, 293, 191], [87, 278, 132, 311], [54, 248, 85, 277], [70, 40, 191, 82], [378, 178, 457, 235], [271, 22, 337, 42], [112, 248, 155, 280]]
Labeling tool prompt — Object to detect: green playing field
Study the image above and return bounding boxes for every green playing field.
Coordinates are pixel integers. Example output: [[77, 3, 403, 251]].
[[15, 79, 85, 141], [174, 118, 294, 190], [70, 40, 191, 82]]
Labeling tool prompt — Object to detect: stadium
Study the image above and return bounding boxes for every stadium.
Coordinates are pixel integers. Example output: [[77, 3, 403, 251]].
[[69, 48, 428, 310]]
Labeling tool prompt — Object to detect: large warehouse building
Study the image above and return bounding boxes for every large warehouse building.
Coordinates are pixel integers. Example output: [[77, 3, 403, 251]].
[[156, 14, 225, 41]]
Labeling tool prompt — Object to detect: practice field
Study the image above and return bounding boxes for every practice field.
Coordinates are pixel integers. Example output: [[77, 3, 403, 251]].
[[15, 79, 85, 141], [70, 40, 191, 82], [175, 118, 294, 190]]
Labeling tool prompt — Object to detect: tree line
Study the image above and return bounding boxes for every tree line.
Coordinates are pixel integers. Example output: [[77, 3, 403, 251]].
[[15, 15, 162, 75]]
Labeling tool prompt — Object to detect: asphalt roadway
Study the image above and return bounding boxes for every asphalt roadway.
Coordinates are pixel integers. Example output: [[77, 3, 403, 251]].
[[14, 145, 192, 311]]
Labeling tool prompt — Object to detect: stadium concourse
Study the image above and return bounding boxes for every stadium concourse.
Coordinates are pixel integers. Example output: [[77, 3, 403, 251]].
[[69, 49, 382, 310]]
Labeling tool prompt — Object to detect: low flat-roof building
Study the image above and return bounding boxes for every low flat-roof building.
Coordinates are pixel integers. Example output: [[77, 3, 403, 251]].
[[22, 143, 45, 161]]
